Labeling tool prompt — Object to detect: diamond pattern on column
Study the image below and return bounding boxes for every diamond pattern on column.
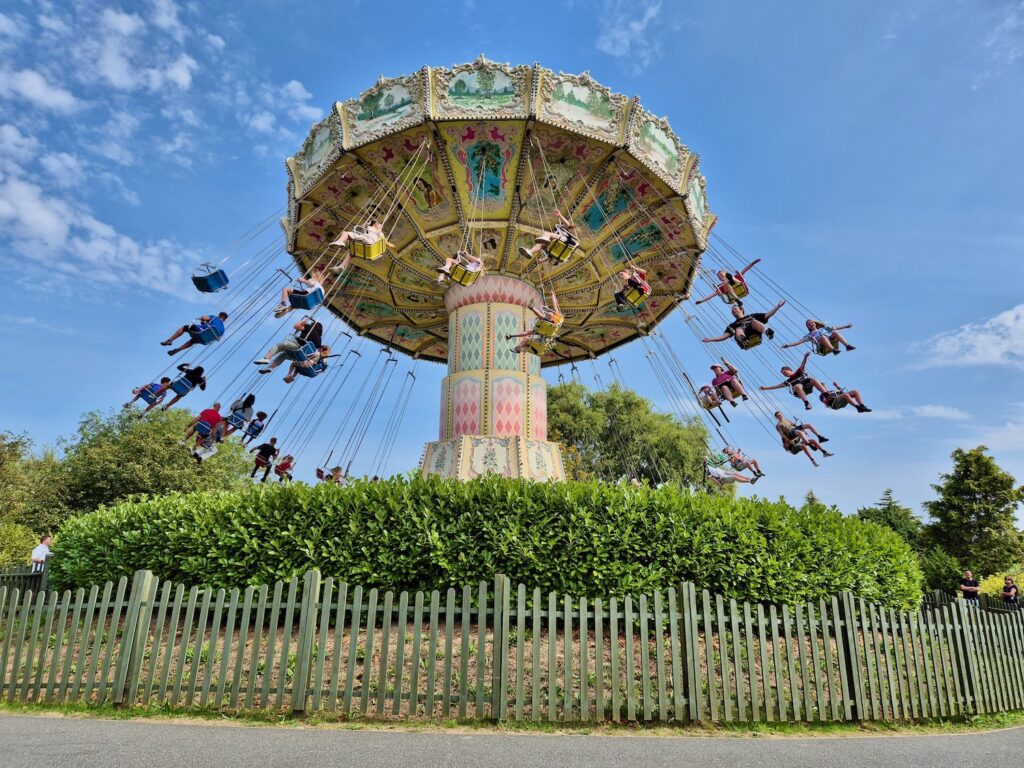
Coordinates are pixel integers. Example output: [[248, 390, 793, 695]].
[[452, 378, 482, 436], [492, 376, 524, 436], [492, 310, 521, 370], [458, 310, 484, 372], [531, 383, 547, 439]]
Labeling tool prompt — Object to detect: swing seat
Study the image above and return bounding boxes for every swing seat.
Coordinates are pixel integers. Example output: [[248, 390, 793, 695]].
[[194, 443, 218, 460], [526, 338, 553, 356], [825, 394, 849, 411], [288, 286, 324, 311], [544, 234, 579, 265], [786, 438, 805, 455], [708, 451, 729, 467], [226, 412, 248, 430], [169, 377, 196, 396], [533, 314, 563, 338], [285, 340, 318, 362], [188, 322, 223, 345], [698, 396, 718, 411], [737, 333, 762, 350], [244, 422, 265, 438], [349, 227, 387, 261], [623, 283, 651, 308], [139, 385, 162, 405], [449, 254, 482, 287], [193, 420, 216, 438], [296, 360, 328, 378], [192, 265, 229, 293], [721, 281, 749, 303]]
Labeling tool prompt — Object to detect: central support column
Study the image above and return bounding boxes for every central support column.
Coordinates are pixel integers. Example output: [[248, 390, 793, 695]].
[[420, 275, 566, 481]]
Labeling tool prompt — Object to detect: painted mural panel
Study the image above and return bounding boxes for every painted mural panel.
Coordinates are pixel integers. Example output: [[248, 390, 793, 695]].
[[468, 436, 513, 478], [539, 72, 626, 144], [344, 75, 423, 146], [443, 121, 522, 218]]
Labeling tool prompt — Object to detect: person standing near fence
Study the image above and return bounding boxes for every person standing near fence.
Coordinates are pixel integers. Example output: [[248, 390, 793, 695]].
[[30, 535, 51, 572], [1002, 576, 1019, 609], [959, 570, 980, 608]]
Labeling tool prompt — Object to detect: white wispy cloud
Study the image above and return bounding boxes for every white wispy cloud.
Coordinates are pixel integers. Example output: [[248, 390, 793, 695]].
[[973, 1, 1024, 89], [909, 404, 970, 421], [595, 0, 664, 73], [912, 303, 1024, 368], [0, 68, 80, 112], [971, 403, 1024, 452]]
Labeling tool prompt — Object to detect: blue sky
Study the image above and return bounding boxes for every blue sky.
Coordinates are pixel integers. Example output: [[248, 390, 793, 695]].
[[1, 0, 1022, 522]]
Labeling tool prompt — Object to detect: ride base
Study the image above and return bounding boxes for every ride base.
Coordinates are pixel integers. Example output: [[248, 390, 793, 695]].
[[420, 276, 566, 482]]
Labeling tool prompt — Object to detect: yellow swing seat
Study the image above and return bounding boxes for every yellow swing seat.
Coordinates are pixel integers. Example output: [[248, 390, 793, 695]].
[[533, 311, 564, 339], [543, 228, 580, 264], [449, 253, 483, 286], [737, 333, 762, 350], [349, 227, 387, 262], [721, 281, 750, 303], [526, 337, 553, 356], [623, 284, 651, 307]]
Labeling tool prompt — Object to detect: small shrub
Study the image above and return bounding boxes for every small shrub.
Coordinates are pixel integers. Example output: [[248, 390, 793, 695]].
[[50, 475, 923, 609], [0, 521, 38, 569], [979, 567, 1024, 598]]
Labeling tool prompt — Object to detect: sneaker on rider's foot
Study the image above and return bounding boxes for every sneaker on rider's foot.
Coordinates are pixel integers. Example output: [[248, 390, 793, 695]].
[[766, 328, 775, 340]]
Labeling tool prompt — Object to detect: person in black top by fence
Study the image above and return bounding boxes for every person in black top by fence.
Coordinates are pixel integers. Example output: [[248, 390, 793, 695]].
[[959, 570, 980, 607], [1002, 576, 1019, 609]]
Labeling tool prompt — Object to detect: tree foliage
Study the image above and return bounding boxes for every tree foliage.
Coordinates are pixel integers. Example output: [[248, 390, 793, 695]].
[[919, 546, 963, 593], [856, 489, 925, 551], [547, 382, 709, 488], [0, 521, 38, 569], [924, 446, 1024, 575], [51, 475, 924, 609], [1, 410, 250, 535]]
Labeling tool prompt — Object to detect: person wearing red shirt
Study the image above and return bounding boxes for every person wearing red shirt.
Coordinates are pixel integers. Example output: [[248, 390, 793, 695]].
[[183, 403, 223, 446]]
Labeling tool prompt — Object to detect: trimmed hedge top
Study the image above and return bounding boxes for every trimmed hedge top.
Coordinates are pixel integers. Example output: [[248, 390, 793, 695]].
[[50, 476, 923, 609]]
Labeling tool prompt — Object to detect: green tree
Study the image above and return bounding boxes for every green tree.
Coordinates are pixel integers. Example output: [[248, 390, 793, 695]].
[[856, 489, 925, 551], [452, 79, 467, 95], [58, 409, 250, 515], [476, 68, 495, 96], [0, 432, 68, 534], [924, 446, 1024, 575], [919, 546, 963, 593], [547, 382, 708, 487], [0, 521, 38, 569]]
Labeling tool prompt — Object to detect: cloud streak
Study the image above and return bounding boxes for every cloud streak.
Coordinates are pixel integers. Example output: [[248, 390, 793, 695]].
[[912, 304, 1024, 368], [595, 0, 664, 73]]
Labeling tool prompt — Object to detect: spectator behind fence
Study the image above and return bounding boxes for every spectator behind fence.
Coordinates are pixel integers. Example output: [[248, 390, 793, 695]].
[[30, 535, 51, 572], [959, 570, 980, 607], [1003, 577, 1019, 609]]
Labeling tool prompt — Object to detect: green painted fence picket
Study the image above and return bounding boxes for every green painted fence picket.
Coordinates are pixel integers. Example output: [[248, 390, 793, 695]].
[[2, 570, 1023, 723]]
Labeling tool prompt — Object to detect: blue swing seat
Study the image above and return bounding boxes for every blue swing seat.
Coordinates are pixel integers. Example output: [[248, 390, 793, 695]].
[[169, 377, 196, 396], [244, 421, 265, 438], [139, 384, 163, 405], [192, 265, 229, 293], [194, 420, 215, 438], [295, 360, 327, 378], [285, 340, 318, 362], [226, 412, 248, 430], [288, 286, 324, 311], [188, 321, 223, 345]]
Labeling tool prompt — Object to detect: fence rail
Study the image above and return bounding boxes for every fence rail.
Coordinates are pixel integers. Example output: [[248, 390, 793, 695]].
[[1, 570, 1023, 722]]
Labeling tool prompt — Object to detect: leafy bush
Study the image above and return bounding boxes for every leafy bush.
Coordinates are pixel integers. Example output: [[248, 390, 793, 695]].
[[979, 567, 1024, 597], [919, 546, 963, 593], [0, 521, 38, 569], [51, 476, 924, 609]]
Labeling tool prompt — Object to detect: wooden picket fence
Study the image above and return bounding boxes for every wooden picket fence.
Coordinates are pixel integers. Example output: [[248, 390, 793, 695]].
[[1, 570, 1023, 722]]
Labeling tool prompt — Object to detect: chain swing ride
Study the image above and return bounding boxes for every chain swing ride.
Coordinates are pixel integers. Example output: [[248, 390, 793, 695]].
[[122, 58, 870, 486]]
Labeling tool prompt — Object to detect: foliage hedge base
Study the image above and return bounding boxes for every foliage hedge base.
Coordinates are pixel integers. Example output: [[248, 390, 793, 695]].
[[51, 476, 923, 609]]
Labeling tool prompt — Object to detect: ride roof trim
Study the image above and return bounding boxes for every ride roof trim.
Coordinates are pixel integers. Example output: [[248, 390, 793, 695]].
[[284, 57, 717, 367]]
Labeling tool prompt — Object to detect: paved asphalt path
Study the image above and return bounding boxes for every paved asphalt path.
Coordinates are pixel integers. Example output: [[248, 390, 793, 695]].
[[3, 714, 1023, 768]]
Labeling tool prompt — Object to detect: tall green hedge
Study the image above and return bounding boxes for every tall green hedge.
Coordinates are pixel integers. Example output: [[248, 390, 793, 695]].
[[50, 476, 923, 609]]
